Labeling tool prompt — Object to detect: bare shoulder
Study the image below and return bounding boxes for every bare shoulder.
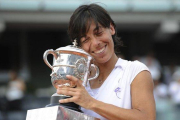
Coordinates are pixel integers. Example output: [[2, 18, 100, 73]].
[[131, 70, 156, 120], [131, 70, 154, 90]]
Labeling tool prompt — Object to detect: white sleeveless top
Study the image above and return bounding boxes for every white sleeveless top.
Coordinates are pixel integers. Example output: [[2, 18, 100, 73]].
[[81, 58, 149, 120]]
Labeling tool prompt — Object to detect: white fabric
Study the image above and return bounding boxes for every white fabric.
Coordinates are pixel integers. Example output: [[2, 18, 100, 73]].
[[81, 58, 149, 120], [169, 81, 180, 104], [6, 81, 24, 101], [91, 88, 100, 95]]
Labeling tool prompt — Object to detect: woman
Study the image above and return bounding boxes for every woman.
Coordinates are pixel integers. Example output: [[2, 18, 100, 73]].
[[57, 4, 156, 120]]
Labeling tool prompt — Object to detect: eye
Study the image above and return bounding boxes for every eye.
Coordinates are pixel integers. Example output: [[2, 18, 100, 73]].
[[81, 37, 90, 44], [95, 29, 103, 36], [96, 31, 103, 36]]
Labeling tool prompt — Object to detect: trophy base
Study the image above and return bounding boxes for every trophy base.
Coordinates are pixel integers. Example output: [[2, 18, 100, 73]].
[[26, 105, 99, 120], [46, 95, 82, 112]]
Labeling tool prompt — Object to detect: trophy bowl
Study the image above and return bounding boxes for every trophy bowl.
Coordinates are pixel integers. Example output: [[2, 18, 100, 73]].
[[43, 42, 99, 112]]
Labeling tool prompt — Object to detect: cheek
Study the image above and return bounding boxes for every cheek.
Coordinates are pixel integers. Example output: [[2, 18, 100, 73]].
[[81, 44, 90, 53], [108, 35, 114, 46]]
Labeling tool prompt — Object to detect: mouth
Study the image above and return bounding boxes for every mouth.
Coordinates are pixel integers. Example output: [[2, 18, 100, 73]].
[[93, 44, 107, 54]]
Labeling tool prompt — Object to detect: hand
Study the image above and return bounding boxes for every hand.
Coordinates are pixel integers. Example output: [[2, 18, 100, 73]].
[[57, 75, 94, 109]]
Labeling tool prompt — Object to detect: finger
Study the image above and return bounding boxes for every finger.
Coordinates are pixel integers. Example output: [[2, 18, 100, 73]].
[[66, 75, 78, 82], [57, 88, 77, 96], [57, 87, 77, 92], [66, 75, 82, 87], [57, 85, 79, 95], [59, 97, 74, 103]]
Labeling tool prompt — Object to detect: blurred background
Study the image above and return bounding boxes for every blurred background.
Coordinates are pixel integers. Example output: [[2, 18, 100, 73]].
[[0, 0, 180, 120]]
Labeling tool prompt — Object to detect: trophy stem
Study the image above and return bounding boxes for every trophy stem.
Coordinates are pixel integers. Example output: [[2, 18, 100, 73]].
[[46, 95, 82, 112]]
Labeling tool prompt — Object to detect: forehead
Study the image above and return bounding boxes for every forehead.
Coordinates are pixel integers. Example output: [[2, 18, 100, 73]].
[[86, 21, 102, 33], [78, 19, 104, 43]]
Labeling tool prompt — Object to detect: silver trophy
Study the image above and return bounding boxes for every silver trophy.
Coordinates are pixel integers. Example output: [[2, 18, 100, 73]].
[[43, 40, 99, 111]]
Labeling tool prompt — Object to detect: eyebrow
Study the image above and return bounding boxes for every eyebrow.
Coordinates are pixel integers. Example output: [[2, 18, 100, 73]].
[[93, 26, 102, 32], [80, 35, 86, 40], [80, 25, 103, 40]]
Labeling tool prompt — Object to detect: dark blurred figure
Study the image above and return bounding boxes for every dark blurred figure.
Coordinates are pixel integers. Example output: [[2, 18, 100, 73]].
[[5, 70, 26, 111]]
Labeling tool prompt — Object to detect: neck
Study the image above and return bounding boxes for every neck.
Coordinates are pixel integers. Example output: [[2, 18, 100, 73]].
[[97, 53, 118, 75], [90, 53, 118, 88]]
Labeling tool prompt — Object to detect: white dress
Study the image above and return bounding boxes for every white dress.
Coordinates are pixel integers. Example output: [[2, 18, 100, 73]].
[[81, 58, 150, 120]]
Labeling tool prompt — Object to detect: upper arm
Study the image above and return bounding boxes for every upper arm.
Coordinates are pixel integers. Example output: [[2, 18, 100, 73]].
[[131, 70, 156, 120]]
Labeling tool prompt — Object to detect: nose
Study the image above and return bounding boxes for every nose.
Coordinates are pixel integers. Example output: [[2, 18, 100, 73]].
[[91, 37, 101, 47]]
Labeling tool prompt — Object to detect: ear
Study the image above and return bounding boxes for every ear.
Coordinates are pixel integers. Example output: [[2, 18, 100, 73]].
[[109, 23, 115, 35]]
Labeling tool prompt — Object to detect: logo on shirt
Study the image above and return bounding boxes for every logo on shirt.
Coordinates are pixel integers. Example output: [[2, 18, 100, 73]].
[[114, 87, 121, 99]]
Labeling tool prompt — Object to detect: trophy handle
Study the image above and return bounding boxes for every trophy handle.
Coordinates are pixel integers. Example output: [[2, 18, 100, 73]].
[[88, 64, 99, 81], [43, 49, 58, 71]]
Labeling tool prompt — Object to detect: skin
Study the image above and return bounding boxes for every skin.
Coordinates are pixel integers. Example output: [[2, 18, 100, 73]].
[[57, 21, 156, 120], [53, 79, 76, 89]]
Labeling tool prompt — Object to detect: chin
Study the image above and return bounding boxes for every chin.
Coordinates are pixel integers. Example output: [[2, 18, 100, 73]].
[[96, 56, 111, 64]]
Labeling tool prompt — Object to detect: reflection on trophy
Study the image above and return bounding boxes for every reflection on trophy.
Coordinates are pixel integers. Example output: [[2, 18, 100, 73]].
[[43, 40, 99, 112]]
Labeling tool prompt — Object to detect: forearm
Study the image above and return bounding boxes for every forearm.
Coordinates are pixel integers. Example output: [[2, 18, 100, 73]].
[[89, 99, 153, 120]]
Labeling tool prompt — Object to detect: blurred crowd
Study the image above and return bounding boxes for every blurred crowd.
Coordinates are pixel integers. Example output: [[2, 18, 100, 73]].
[[0, 52, 180, 120], [133, 51, 180, 120], [0, 69, 53, 120]]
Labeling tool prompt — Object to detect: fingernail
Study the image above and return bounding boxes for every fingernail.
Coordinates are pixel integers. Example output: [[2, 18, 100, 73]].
[[66, 75, 70, 77], [58, 84, 63, 88]]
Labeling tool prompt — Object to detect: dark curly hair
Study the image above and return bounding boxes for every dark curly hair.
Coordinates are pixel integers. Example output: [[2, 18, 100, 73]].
[[68, 3, 123, 54]]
